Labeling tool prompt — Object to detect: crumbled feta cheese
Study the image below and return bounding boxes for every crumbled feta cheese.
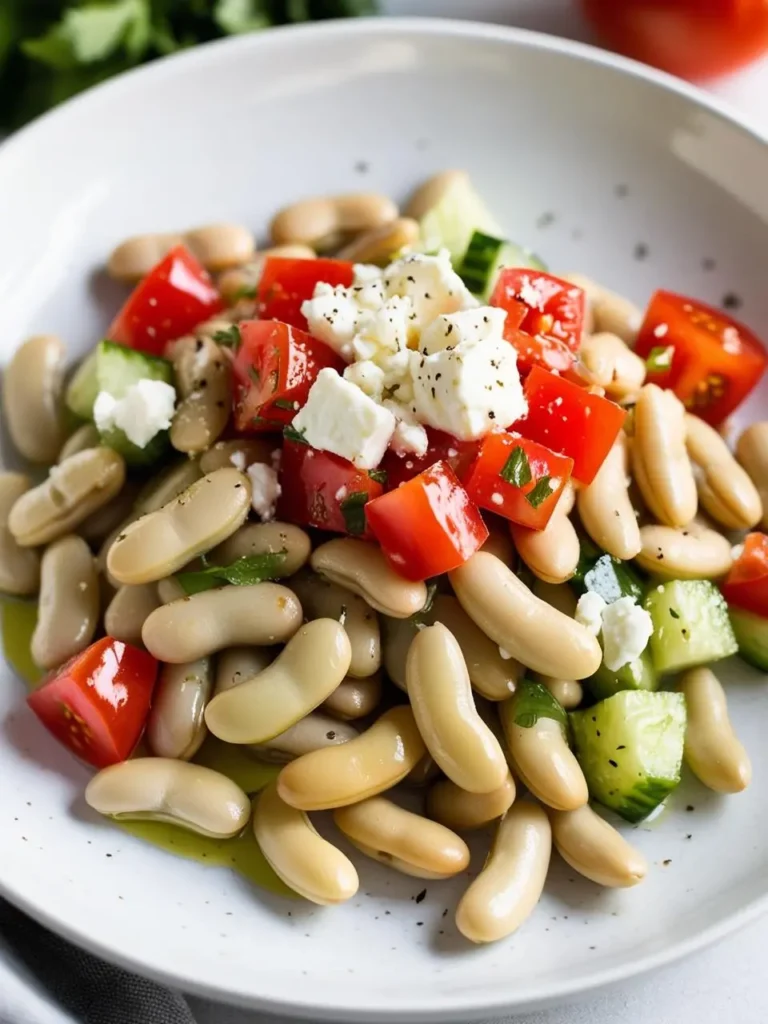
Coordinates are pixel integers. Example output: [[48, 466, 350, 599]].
[[247, 463, 281, 521], [93, 379, 176, 449], [229, 451, 247, 471], [292, 368, 395, 469], [384, 400, 429, 456], [420, 306, 508, 355], [383, 249, 476, 331], [575, 591, 607, 636], [601, 596, 653, 671], [343, 360, 386, 400], [300, 283, 366, 358]]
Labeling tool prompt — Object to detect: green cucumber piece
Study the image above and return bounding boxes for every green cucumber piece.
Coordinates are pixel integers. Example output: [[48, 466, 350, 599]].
[[65, 349, 100, 421], [587, 645, 658, 702], [571, 536, 645, 605], [458, 230, 546, 300], [418, 176, 503, 265], [729, 606, 768, 671], [644, 580, 738, 675], [570, 690, 686, 823], [505, 678, 568, 732]]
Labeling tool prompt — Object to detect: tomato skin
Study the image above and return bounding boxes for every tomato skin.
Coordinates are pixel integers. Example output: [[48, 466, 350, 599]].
[[721, 532, 768, 618], [635, 290, 768, 426], [582, 0, 768, 82], [27, 638, 158, 769], [379, 429, 480, 491], [232, 320, 345, 433], [257, 257, 355, 330], [463, 431, 574, 531], [517, 366, 626, 485], [366, 461, 489, 581], [277, 439, 383, 537], [109, 245, 224, 356]]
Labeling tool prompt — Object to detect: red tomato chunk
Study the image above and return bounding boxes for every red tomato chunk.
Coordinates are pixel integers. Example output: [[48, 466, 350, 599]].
[[379, 429, 480, 491], [257, 257, 354, 331], [27, 638, 158, 769], [721, 532, 768, 619], [277, 439, 384, 537], [366, 461, 488, 581], [635, 290, 768, 426], [232, 320, 344, 433], [463, 431, 574, 531], [109, 245, 224, 356], [518, 366, 626, 485]]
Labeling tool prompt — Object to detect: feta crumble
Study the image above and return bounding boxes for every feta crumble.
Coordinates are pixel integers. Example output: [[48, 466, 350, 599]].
[[601, 596, 654, 672], [247, 463, 281, 521], [93, 379, 176, 449], [575, 591, 608, 636]]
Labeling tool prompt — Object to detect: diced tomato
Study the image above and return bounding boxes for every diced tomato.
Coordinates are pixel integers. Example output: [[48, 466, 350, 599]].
[[517, 366, 626, 485], [463, 431, 574, 531], [108, 245, 224, 356], [366, 461, 489, 581], [277, 438, 384, 537], [721, 533, 768, 618], [27, 638, 158, 769], [379, 429, 480, 491], [490, 269, 585, 374], [232, 320, 345, 433], [634, 290, 768, 426], [257, 257, 355, 330]]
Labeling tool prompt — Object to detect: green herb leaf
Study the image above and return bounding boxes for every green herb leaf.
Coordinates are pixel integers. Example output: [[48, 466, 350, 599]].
[[213, 325, 241, 350], [214, 0, 271, 35], [512, 679, 568, 731], [283, 424, 309, 445], [340, 491, 368, 536], [369, 468, 387, 485], [233, 284, 257, 300], [273, 398, 296, 411], [23, 0, 151, 69], [176, 551, 287, 596], [499, 445, 532, 488], [646, 345, 674, 372], [525, 476, 554, 508]]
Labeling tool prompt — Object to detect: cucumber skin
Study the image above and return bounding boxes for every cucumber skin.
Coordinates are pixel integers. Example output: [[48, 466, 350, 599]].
[[458, 231, 546, 300], [587, 646, 659, 702], [729, 607, 768, 672], [570, 690, 686, 823], [644, 580, 738, 675]]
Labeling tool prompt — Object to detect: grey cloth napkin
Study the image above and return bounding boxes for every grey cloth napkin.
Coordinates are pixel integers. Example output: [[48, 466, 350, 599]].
[[0, 900, 195, 1024]]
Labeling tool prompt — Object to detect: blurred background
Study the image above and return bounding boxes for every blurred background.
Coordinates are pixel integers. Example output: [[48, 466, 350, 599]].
[[3, 0, 768, 133]]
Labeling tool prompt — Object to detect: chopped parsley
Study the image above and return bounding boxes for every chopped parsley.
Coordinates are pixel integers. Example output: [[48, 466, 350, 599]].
[[273, 398, 296, 411], [175, 551, 287, 595], [340, 491, 369, 536], [645, 345, 674, 372], [369, 468, 388, 485], [283, 424, 309, 445], [213, 325, 241, 351], [499, 446, 533, 488], [525, 476, 554, 508]]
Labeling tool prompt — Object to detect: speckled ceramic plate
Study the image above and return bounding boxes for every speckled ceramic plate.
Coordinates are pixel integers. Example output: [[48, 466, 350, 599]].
[[1, 18, 767, 1022]]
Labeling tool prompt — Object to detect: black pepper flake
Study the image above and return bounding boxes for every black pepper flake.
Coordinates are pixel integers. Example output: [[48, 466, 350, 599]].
[[723, 292, 743, 310], [407, 275, 416, 284], [616, 744, 626, 750], [446, 323, 453, 335], [634, 242, 649, 261], [431, 387, 436, 400], [488, 411, 496, 420], [354, 160, 369, 174], [656, 553, 664, 561], [416, 922, 424, 927], [663, 859, 672, 866], [415, 889, 427, 904], [195, 339, 204, 351], [435, 373, 442, 381], [198, 379, 208, 389], [424, 292, 432, 300], [608, 759, 618, 768], [686, 805, 695, 812], [685, 834, 692, 840], [483, 315, 489, 323], [442, 908, 448, 918], [326, 730, 336, 740]]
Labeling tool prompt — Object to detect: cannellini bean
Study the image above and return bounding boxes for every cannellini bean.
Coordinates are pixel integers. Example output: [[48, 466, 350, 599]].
[[426, 773, 516, 832], [635, 521, 732, 580], [430, 593, 521, 701], [336, 217, 420, 264], [211, 522, 311, 580], [205, 619, 350, 743], [536, 676, 583, 710], [678, 667, 751, 793], [199, 439, 275, 474], [108, 468, 250, 584], [450, 553, 602, 680], [576, 332, 646, 398], [85, 758, 250, 838], [311, 538, 427, 619], [9, 448, 126, 548], [0, 474, 39, 595], [31, 535, 98, 669], [142, 582, 301, 663], [146, 657, 212, 761], [334, 797, 470, 879], [78, 481, 139, 545], [250, 713, 358, 764], [407, 623, 508, 794], [549, 805, 647, 887], [499, 685, 588, 811], [134, 458, 203, 516], [217, 245, 317, 302], [270, 193, 398, 250], [3, 334, 66, 463], [214, 646, 276, 695], [686, 414, 762, 530], [510, 484, 580, 585], [57, 423, 100, 463], [323, 672, 382, 720], [253, 782, 358, 905], [289, 570, 381, 678], [564, 273, 642, 346], [481, 524, 516, 567], [104, 584, 161, 644], [277, 706, 426, 810], [455, 802, 552, 944], [107, 223, 255, 281], [405, 170, 469, 220], [170, 337, 231, 455], [736, 422, 768, 529], [577, 434, 641, 560], [632, 384, 697, 528]]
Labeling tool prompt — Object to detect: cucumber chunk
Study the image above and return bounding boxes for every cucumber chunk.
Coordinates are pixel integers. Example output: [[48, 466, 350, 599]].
[[644, 580, 738, 675], [729, 606, 768, 671], [587, 645, 659, 702], [571, 536, 645, 605], [458, 231, 546, 300], [419, 176, 503, 265], [570, 690, 686, 822]]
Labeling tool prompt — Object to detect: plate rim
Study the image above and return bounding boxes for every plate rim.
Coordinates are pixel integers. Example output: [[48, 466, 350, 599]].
[[1, 15, 767, 1020]]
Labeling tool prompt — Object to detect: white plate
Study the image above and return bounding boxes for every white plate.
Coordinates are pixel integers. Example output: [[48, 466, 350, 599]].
[[1, 18, 767, 1022]]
